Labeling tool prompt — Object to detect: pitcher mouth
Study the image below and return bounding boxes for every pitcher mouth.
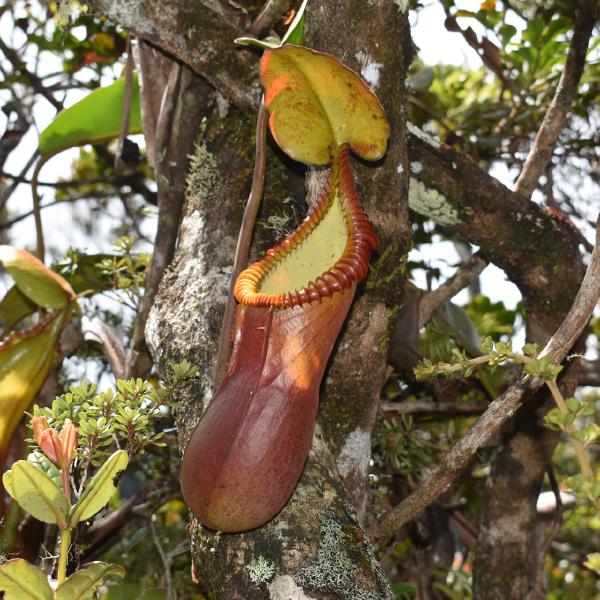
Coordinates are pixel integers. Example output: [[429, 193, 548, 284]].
[[234, 145, 379, 310]]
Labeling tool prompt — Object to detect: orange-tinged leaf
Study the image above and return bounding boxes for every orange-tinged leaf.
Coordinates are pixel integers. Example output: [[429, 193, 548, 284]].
[[0, 312, 66, 470], [0, 246, 75, 309], [480, 0, 496, 11], [259, 45, 389, 165]]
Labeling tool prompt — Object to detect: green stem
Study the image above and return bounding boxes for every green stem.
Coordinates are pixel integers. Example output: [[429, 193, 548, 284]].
[[57, 527, 71, 585], [546, 378, 595, 481]]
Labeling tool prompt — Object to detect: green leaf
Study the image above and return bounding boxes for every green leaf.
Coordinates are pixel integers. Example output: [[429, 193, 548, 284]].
[[0, 285, 36, 334], [0, 559, 53, 600], [0, 246, 74, 309], [3, 460, 69, 528], [565, 397, 580, 413], [39, 74, 142, 157], [55, 562, 125, 600], [437, 301, 481, 357], [54, 253, 120, 294], [281, 0, 308, 45], [70, 450, 128, 526], [260, 45, 390, 165], [392, 582, 416, 595], [523, 17, 544, 45], [0, 312, 66, 469], [585, 553, 600, 575], [499, 23, 517, 44]]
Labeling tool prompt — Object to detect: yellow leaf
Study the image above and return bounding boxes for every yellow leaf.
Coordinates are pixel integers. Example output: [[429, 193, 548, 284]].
[[0, 311, 67, 470], [260, 45, 389, 165]]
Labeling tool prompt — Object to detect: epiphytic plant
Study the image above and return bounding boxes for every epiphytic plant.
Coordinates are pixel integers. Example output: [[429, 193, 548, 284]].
[[180, 42, 390, 532], [0, 362, 196, 599]]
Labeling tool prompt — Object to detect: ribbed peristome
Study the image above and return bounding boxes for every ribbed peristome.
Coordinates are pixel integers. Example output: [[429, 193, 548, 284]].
[[234, 145, 378, 309]]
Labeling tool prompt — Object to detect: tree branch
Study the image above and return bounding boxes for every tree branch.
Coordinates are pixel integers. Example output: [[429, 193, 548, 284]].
[[418, 251, 487, 327], [514, 0, 597, 197], [368, 215, 600, 549], [381, 400, 485, 418], [85, 0, 261, 113]]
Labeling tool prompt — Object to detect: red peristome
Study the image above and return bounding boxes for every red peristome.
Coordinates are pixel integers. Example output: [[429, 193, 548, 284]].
[[234, 145, 378, 309]]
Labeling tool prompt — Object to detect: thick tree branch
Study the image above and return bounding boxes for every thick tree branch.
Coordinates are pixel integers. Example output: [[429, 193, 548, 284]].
[[515, 0, 597, 197], [85, 0, 261, 112], [381, 400, 484, 418], [369, 216, 600, 548]]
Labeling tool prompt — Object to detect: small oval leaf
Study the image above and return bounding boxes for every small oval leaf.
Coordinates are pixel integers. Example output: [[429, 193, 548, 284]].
[[260, 45, 390, 165], [70, 450, 128, 526], [0, 246, 75, 309], [4, 460, 69, 528], [0, 559, 53, 600], [39, 74, 142, 157], [55, 562, 125, 600]]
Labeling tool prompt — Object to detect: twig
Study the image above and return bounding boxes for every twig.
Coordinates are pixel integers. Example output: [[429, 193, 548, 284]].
[[31, 157, 47, 260], [368, 215, 600, 549], [249, 0, 292, 37], [114, 40, 134, 175], [149, 517, 175, 600], [514, 0, 597, 198], [127, 61, 183, 379], [213, 99, 268, 387], [0, 192, 114, 229], [418, 252, 487, 327], [381, 400, 485, 418], [531, 468, 564, 597], [82, 317, 127, 379], [0, 38, 63, 111], [0, 150, 38, 210]]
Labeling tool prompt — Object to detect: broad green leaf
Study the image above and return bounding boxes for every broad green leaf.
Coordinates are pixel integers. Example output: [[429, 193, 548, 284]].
[[0, 246, 75, 309], [55, 562, 125, 600], [70, 450, 128, 526], [0, 312, 65, 470], [0, 559, 53, 600], [0, 285, 36, 334], [281, 0, 308, 45], [39, 74, 142, 157], [3, 460, 69, 528], [260, 45, 390, 165], [437, 301, 481, 358]]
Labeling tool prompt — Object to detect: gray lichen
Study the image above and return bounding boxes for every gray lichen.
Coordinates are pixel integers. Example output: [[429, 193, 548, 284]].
[[408, 178, 460, 226], [246, 555, 275, 584], [295, 512, 394, 600]]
